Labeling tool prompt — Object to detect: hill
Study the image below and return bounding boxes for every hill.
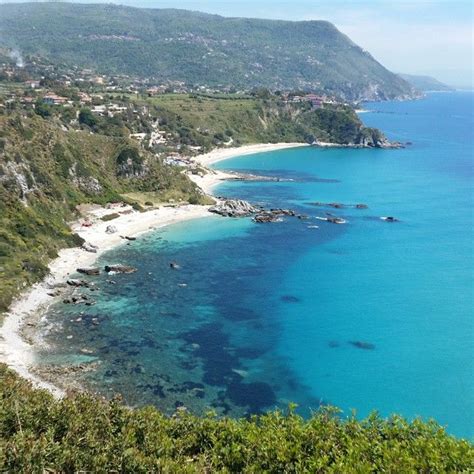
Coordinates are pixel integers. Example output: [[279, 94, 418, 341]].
[[0, 2, 418, 101], [0, 113, 208, 313], [398, 73, 453, 92]]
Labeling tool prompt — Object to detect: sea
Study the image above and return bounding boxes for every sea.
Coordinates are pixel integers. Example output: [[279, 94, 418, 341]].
[[36, 91, 473, 439]]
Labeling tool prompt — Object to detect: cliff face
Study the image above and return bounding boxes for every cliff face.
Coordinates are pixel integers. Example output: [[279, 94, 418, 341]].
[[0, 3, 418, 101]]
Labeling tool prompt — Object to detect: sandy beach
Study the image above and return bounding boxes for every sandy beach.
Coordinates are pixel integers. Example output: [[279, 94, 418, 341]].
[[0, 141, 306, 393], [192, 142, 307, 167], [188, 142, 307, 194]]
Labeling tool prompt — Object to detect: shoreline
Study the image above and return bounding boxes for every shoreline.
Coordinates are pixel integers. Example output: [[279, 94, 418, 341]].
[[191, 142, 308, 167], [0, 142, 307, 395], [0, 204, 211, 394], [188, 142, 307, 194]]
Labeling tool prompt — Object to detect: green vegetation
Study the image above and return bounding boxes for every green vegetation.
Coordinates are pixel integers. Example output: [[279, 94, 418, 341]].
[[127, 93, 386, 150], [0, 364, 472, 471], [0, 2, 416, 101], [0, 114, 207, 313]]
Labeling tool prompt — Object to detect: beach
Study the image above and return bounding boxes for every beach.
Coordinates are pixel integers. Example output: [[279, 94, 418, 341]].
[[191, 142, 307, 167], [0, 142, 306, 394]]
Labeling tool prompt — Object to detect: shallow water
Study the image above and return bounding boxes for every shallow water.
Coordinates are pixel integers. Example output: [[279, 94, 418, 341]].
[[37, 92, 473, 437]]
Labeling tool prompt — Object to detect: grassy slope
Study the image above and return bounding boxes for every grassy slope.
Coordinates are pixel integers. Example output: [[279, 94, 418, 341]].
[[130, 93, 385, 149], [0, 2, 416, 100], [0, 364, 472, 471]]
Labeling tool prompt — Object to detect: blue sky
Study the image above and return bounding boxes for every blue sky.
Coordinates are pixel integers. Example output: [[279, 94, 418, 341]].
[[2, 0, 472, 87]]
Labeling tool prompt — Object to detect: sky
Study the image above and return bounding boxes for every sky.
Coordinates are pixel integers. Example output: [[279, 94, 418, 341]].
[[1, 0, 472, 87]]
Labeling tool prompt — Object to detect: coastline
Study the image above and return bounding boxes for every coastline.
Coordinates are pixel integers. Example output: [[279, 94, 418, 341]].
[[191, 142, 308, 167], [188, 142, 307, 194], [0, 142, 306, 395]]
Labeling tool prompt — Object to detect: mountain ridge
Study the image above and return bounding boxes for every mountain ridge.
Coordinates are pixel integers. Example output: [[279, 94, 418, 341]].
[[0, 2, 418, 101], [398, 73, 453, 92]]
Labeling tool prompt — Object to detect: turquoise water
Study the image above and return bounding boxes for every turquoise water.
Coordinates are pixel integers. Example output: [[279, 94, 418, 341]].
[[38, 92, 473, 438]]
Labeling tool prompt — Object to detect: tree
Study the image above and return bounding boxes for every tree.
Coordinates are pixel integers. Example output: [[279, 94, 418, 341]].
[[34, 100, 51, 118], [78, 108, 97, 128]]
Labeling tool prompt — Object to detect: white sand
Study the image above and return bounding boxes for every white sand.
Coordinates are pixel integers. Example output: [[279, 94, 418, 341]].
[[0, 141, 307, 393], [187, 168, 235, 195], [192, 142, 307, 167], [189, 142, 307, 194]]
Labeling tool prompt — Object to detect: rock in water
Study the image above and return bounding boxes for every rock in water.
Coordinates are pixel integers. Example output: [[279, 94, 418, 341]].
[[209, 199, 259, 217], [82, 242, 98, 253], [104, 264, 137, 274], [77, 267, 100, 275], [67, 279, 90, 288]]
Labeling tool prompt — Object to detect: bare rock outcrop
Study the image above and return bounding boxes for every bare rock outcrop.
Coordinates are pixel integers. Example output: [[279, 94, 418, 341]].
[[209, 199, 259, 217]]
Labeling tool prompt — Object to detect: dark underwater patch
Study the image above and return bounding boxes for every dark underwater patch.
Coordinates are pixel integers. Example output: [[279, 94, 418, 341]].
[[280, 295, 301, 303], [182, 323, 242, 386], [226, 381, 277, 412], [349, 341, 375, 350]]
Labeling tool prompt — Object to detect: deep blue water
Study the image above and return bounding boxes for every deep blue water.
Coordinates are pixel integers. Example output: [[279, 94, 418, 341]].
[[38, 92, 473, 438]]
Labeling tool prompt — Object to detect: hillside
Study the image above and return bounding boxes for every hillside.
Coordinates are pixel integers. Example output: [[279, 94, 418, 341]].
[[0, 114, 207, 313], [126, 93, 391, 149], [398, 73, 453, 92], [0, 2, 417, 101]]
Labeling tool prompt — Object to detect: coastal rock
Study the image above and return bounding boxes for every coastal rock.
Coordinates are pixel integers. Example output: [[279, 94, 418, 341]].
[[253, 208, 300, 223], [105, 225, 118, 234], [270, 208, 296, 216], [326, 216, 347, 224], [104, 264, 137, 274], [253, 213, 282, 223], [63, 294, 94, 305], [310, 202, 368, 210], [47, 289, 62, 297], [77, 267, 100, 276], [82, 242, 99, 253], [209, 199, 259, 217], [67, 279, 90, 288]]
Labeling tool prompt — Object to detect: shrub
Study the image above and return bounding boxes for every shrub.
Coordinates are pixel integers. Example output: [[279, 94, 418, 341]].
[[0, 364, 472, 472]]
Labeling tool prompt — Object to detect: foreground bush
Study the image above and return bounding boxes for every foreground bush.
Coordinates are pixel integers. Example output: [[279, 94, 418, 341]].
[[0, 364, 472, 472]]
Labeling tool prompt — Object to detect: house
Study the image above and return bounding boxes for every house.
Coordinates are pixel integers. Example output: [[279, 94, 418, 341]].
[[91, 105, 107, 115], [25, 80, 41, 89], [78, 92, 92, 104], [306, 94, 324, 108], [42, 94, 68, 105], [146, 85, 167, 96]]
